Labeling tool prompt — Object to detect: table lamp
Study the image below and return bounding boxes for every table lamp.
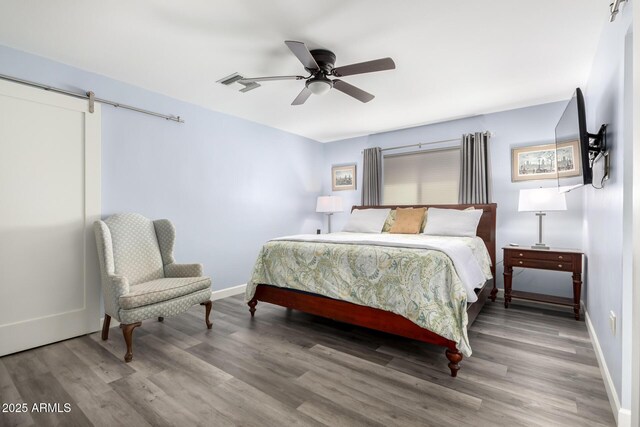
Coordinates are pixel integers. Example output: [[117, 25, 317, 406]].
[[316, 196, 343, 233], [518, 188, 567, 249]]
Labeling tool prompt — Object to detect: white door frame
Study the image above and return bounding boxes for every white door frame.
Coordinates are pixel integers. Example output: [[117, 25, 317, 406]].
[[631, 3, 639, 425]]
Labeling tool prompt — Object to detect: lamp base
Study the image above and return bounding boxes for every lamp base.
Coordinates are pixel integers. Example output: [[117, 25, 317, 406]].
[[531, 243, 550, 250], [532, 212, 549, 250]]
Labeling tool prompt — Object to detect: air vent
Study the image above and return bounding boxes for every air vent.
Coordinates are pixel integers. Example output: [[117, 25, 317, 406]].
[[217, 73, 243, 85]]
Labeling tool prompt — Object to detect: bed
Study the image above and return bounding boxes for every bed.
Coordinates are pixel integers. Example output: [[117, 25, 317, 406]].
[[246, 203, 497, 376]]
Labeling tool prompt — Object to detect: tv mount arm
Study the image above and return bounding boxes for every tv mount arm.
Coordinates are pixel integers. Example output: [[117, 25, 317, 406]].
[[586, 123, 610, 188], [587, 124, 607, 166]]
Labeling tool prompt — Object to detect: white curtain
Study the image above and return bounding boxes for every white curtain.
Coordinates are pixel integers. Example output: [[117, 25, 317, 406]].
[[459, 132, 491, 204]]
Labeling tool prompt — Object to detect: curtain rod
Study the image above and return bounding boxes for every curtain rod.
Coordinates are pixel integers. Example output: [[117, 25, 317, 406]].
[[381, 137, 460, 152], [382, 131, 493, 152], [360, 131, 492, 154], [0, 73, 184, 123]]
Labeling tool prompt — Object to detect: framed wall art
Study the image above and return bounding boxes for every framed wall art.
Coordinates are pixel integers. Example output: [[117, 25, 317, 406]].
[[332, 164, 356, 191], [511, 141, 581, 182]]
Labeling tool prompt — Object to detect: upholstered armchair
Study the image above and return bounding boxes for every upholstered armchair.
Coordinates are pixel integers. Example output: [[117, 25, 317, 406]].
[[94, 213, 212, 362]]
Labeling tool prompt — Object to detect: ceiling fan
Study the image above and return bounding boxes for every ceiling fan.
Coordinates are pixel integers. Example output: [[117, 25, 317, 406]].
[[235, 40, 395, 105]]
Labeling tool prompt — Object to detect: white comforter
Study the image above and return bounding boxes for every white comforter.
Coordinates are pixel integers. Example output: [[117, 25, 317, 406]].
[[273, 232, 491, 303]]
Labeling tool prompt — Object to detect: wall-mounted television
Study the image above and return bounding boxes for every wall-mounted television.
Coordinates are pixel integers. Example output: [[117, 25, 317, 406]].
[[555, 88, 607, 192]]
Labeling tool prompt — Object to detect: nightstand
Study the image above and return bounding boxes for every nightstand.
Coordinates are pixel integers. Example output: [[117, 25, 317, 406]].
[[503, 246, 584, 320]]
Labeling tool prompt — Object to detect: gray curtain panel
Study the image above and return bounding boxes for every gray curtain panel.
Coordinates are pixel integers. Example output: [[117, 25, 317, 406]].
[[459, 132, 491, 204], [362, 147, 382, 206]]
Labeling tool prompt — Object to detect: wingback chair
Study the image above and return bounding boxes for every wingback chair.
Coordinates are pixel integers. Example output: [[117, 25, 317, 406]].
[[94, 213, 212, 362]]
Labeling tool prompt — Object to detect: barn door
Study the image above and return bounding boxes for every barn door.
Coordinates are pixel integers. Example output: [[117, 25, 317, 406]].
[[0, 78, 101, 356]]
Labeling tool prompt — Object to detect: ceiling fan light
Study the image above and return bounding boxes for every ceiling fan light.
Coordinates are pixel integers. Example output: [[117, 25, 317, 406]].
[[306, 79, 332, 95]]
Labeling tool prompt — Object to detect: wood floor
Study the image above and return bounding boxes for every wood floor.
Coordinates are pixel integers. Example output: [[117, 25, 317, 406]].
[[0, 295, 614, 427]]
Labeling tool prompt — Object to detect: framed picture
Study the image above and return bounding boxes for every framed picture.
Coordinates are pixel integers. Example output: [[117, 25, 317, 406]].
[[511, 141, 581, 182], [332, 164, 356, 191]]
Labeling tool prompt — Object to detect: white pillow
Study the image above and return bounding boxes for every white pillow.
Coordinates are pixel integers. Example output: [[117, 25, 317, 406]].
[[342, 208, 391, 233], [422, 208, 483, 237]]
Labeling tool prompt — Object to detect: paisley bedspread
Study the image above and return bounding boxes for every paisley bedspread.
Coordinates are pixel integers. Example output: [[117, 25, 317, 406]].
[[246, 234, 492, 356]]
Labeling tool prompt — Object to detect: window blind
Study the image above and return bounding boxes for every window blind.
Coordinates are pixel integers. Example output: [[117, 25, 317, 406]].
[[383, 148, 460, 204]]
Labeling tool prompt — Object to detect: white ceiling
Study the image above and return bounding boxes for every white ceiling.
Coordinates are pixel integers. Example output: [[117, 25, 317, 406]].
[[0, 0, 606, 142]]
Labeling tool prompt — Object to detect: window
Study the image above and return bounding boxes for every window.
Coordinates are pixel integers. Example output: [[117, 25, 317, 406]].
[[383, 148, 460, 204]]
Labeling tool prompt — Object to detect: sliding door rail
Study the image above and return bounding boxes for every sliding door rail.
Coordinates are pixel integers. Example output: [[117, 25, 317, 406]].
[[0, 73, 184, 123]]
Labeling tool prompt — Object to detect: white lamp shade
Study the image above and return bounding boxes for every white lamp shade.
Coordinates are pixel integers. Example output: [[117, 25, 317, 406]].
[[518, 188, 567, 212], [316, 196, 343, 213]]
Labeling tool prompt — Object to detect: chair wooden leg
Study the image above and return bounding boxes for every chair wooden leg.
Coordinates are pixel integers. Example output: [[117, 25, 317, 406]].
[[158, 317, 164, 322], [101, 315, 111, 341], [120, 322, 142, 363], [200, 301, 212, 329]]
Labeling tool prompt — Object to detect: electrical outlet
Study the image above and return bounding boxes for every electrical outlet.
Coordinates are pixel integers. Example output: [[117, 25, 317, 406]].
[[609, 311, 617, 336]]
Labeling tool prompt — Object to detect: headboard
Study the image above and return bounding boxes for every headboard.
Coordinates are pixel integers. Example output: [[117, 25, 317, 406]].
[[351, 203, 497, 280]]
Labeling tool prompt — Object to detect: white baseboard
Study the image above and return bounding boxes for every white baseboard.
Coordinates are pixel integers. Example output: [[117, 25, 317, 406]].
[[99, 284, 247, 329], [585, 311, 629, 426], [211, 283, 246, 301], [618, 409, 631, 427], [496, 293, 625, 424]]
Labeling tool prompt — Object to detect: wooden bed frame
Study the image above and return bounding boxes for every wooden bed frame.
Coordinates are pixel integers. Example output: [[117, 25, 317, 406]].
[[247, 203, 497, 376]]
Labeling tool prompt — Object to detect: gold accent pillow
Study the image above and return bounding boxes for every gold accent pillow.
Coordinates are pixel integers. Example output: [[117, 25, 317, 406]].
[[390, 207, 426, 234]]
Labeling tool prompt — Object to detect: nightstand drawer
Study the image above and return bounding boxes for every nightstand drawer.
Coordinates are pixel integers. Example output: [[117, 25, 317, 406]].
[[507, 250, 572, 262], [511, 258, 573, 272]]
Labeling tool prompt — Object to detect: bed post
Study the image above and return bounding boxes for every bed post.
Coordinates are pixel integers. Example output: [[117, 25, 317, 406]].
[[445, 348, 463, 377], [248, 298, 257, 317], [490, 279, 498, 302]]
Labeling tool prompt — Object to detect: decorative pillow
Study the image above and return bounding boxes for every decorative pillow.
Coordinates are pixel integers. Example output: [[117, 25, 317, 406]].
[[420, 206, 474, 232], [390, 208, 426, 234], [342, 208, 391, 233], [419, 210, 428, 233], [382, 209, 398, 232], [422, 207, 483, 237]]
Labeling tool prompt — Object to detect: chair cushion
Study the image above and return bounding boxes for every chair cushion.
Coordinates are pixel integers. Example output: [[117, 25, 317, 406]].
[[119, 277, 212, 309], [119, 288, 212, 324]]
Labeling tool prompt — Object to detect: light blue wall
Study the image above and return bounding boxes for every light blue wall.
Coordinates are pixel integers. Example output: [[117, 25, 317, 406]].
[[2, 24, 634, 411], [0, 45, 324, 291], [581, 3, 633, 409], [322, 102, 584, 298]]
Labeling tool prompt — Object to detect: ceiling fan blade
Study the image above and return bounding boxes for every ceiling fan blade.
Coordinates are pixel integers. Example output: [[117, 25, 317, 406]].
[[239, 75, 306, 83], [292, 87, 312, 105], [332, 57, 395, 77], [285, 41, 320, 71], [332, 80, 374, 103]]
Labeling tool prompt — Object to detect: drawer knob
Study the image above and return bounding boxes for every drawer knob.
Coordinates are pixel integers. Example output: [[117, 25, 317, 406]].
[[519, 253, 523, 257], [519, 261, 523, 265], [558, 264, 563, 268], [558, 255, 563, 260]]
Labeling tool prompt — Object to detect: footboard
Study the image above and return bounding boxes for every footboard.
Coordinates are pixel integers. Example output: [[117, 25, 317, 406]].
[[248, 284, 464, 376]]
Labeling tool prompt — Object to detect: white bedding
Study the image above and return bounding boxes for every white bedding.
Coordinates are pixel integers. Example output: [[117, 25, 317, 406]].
[[273, 232, 492, 303]]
